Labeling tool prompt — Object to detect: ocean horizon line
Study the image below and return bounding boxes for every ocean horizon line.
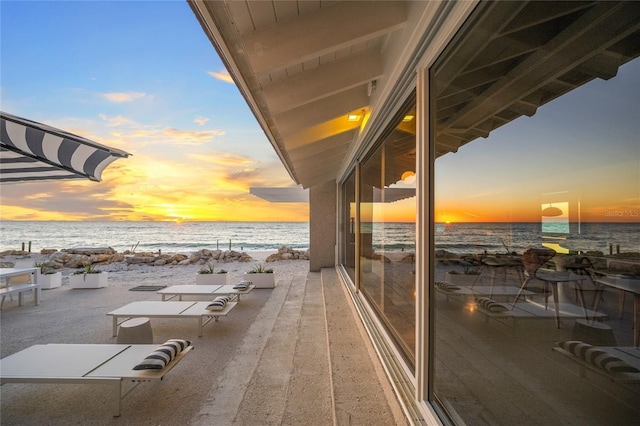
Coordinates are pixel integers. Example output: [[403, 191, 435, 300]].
[[0, 219, 310, 223], [3, 220, 638, 225]]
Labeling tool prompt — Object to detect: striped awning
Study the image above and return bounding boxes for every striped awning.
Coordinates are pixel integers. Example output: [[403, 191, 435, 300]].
[[1, 112, 130, 184]]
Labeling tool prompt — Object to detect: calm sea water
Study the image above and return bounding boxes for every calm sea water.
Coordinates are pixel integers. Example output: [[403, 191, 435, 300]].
[[371, 222, 638, 255], [0, 221, 310, 254], [1, 221, 637, 256]]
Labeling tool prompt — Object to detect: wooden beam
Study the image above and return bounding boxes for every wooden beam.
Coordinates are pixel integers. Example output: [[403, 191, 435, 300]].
[[288, 132, 354, 162], [441, 2, 640, 135], [263, 50, 383, 115], [283, 118, 361, 151], [275, 86, 370, 136], [244, 1, 406, 74]]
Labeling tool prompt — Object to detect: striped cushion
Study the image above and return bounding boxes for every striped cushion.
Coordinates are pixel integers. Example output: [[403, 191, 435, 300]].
[[233, 281, 249, 290], [434, 281, 460, 292], [206, 296, 230, 311], [133, 339, 192, 370], [475, 297, 508, 312], [558, 341, 640, 373]]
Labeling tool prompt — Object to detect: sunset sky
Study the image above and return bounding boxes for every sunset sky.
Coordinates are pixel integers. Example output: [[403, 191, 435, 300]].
[[1, 0, 308, 222], [1, 2, 638, 224]]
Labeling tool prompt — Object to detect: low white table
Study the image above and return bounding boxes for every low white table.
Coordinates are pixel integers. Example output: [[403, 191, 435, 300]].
[[0, 343, 192, 417], [107, 301, 237, 337]]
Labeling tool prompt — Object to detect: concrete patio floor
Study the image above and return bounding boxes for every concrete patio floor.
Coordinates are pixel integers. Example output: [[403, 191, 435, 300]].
[[0, 267, 407, 425]]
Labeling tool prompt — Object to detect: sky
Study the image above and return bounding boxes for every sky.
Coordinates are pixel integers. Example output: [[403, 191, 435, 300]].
[[433, 57, 640, 224], [0, 0, 308, 222], [1, 1, 638, 225]]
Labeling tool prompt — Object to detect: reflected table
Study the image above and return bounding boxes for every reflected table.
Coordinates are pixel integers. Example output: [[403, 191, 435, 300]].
[[474, 256, 524, 290], [592, 274, 640, 347], [534, 269, 589, 328]]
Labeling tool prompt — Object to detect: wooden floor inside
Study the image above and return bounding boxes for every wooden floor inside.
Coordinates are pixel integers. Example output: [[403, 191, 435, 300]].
[[360, 256, 639, 425], [435, 291, 639, 425]]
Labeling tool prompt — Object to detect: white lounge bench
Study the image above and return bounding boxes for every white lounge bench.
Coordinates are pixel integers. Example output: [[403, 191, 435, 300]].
[[157, 284, 255, 301], [0, 343, 193, 416], [472, 298, 608, 333], [107, 300, 237, 337], [553, 342, 640, 384], [435, 282, 534, 302]]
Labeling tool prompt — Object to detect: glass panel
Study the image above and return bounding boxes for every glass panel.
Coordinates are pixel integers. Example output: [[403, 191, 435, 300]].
[[359, 105, 417, 367], [432, 2, 640, 424], [341, 171, 356, 281]]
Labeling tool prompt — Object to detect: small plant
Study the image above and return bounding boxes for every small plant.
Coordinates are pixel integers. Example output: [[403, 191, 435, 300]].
[[248, 263, 273, 274], [68, 262, 107, 288], [84, 263, 101, 274], [198, 263, 215, 274], [74, 263, 102, 275], [197, 263, 227, 274], [34, 261, 55, 274]]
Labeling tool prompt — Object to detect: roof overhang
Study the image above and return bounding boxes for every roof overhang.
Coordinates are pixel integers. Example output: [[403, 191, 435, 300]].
[[250, 186, 309, 203], [188, 0, 640, 189], [188, 0, 412, 189]]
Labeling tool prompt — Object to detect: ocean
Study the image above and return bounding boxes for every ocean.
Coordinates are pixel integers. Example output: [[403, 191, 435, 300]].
[[0, 221, 637, 256], [435, 222, 639, 255], [370, 222, 638, 255], [0, 221, 310, 254]]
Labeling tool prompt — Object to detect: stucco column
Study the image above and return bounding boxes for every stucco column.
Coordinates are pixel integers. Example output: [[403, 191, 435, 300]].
[[309, 180, 336, 272]]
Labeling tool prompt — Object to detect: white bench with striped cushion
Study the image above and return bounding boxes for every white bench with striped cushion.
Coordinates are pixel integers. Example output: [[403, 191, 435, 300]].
[[553, 341, 640, 383]]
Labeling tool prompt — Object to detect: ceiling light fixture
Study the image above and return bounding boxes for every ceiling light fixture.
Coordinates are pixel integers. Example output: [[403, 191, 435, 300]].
[[403, 115, 415, 122], [541, 204, 563, 217], [401, 171, 416, 185]]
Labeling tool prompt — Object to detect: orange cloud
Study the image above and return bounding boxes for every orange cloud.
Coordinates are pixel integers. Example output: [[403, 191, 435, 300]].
[[161, 127, 225, 144], [102, 91, 149, 103], [0, 116, 306, 222], [99, 114, 137, 127], [194, 116, 210, 126], [207, 69, 234, 83], [22, 192, 55, 201], [190, 152, 254, 166], [94, 118, 225, 148]]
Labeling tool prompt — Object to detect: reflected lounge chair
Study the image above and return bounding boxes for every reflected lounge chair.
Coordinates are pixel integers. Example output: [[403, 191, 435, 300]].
[[511, 248, 556, 308]]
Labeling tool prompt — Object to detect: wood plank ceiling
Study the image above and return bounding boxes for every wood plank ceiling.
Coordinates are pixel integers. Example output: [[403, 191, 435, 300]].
[[188, 0, 640, 188], [433, 1, 640, 157], [189, 0, 407, 188]]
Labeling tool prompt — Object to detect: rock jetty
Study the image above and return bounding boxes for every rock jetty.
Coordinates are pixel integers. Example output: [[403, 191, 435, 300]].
[[0, 246, 309, 270]]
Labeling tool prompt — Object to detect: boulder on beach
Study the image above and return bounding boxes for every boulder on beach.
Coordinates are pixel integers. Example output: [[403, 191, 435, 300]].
[[265, 246, 310, 262], [0, 245, 311, 271]]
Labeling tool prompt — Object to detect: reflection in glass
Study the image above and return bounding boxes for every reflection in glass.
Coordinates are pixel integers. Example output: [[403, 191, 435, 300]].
[[431, 2, 640, 424], [542, 201, 570, 236], [341, 171, 356, 281], [359, 103, 417, 368]]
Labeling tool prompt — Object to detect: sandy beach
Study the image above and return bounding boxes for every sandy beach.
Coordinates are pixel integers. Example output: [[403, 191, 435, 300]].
[[0, 251, 402, 426]]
